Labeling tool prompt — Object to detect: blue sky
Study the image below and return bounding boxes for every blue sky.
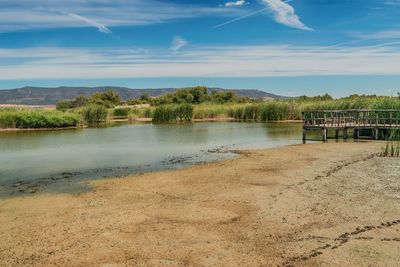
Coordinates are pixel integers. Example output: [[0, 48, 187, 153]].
[[0, 0, 400, 96]]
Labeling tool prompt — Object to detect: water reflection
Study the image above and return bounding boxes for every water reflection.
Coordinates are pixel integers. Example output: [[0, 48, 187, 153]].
[[0, 122, 303, 197]]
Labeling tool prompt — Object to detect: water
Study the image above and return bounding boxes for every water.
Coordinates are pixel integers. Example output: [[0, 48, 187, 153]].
[[0, 122, 304, 197]]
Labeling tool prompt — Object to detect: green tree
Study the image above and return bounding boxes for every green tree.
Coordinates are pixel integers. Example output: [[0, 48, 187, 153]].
[[140, 93, 150, 103], [190, 86, 208, 104], [56, 100, 73, 110], [72, 95, 88, 107], [211, 91, 237, 104], [89, 90, 120, 108]]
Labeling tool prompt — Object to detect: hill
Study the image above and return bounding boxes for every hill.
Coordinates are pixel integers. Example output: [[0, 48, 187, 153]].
[[0, 86, 284, 105]]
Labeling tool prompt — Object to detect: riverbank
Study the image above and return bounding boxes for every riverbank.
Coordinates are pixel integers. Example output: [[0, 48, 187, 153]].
[[1, 142, 399, 266], [0, 126, 79, 132]]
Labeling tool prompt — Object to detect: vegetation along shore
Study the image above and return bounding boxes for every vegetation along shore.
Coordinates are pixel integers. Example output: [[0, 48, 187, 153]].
[[1, 86, 399, 129]]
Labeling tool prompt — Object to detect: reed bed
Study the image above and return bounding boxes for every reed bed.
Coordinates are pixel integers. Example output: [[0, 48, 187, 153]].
[[0, 108, 80, 129], [150, 97, 400, 123], [113, 107, 131, 117], [381, 129, 400, 157], [298, 97, 400, 112], [152, 104, 193, 123], [228, 102, 296, 121], [193, 104, 230, 119], [81, 105, 108, 127]]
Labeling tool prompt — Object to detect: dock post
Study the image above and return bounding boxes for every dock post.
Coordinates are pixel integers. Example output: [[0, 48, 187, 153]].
[[335, 129, 339, 139], [375, 128, 379, 140], [343, 128, 348, 140], [353, 129, 359, 140], [322, 128, 327, 142], [302, 128, 307, 144]]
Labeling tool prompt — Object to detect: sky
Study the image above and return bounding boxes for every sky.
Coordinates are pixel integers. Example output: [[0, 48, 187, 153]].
[[0, 0, 400, 96]]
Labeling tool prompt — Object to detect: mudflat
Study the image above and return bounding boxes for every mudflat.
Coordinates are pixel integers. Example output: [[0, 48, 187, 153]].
[[1, 142, 399, 266]]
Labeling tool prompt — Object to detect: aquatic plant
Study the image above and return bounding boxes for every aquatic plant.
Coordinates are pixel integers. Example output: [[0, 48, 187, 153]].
[[82, 105, 108, 127], [175, 103, 193, 122], [0, 108, 80, 129], [113, 108, 130, 117], [152, 104, 193, 123], [381, 129, 400, 157], [193, 104, 229, 119]]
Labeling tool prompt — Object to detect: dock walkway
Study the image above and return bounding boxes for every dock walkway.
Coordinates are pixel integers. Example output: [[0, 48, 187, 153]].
[[302, 110, 400, 141]]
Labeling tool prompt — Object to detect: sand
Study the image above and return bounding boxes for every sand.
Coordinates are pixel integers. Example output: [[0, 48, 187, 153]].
[[1, 141, 400, 266]]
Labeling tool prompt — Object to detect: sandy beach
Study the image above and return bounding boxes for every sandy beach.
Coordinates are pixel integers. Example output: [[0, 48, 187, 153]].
[[1, 141, 400, 266]]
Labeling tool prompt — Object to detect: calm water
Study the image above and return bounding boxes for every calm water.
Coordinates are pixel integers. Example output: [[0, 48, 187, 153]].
[[0, 122, 304, 197]]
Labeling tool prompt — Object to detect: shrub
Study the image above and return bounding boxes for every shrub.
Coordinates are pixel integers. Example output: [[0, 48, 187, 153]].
[[113, 108, 130, 117], [152, 104, 193, 123], [82, 105, 108, 127], [0, 109, 80, 129]]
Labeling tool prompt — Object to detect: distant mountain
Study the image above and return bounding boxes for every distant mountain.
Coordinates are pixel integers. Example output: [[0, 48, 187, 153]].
[[0, 86, 285, 105]]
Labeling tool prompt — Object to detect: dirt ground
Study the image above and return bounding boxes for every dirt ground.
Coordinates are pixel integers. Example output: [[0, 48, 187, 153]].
[[1, 142, 400, 267]]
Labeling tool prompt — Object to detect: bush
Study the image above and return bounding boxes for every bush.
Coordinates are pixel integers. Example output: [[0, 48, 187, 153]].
[[82, 105, 108, 127], [89, 90, 120, 108], [176, 103, 193, 122], [193, 104, 229, 119], [0, 109, 80, 129], [113, 108, 130, 117], [152, 104, 193, 123]]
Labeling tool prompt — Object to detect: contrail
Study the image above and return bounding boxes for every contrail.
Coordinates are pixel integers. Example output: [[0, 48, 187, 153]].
[[212, 0, 293, 29], [38, 8, 147, 52], [212, 7, 269, 29], [64, 12, 112, 34], [310, 38, 400, 53]]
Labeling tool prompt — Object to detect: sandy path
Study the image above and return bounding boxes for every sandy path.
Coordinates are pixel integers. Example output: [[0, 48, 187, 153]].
[[1, 142, 399, 266]]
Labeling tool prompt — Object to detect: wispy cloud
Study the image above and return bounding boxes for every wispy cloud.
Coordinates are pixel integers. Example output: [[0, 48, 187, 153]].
[[2, 43, 400, 80], [212, 7, 268, 29], [170, 36, 188, 52], [65, 12, 111, 34], [212, 0, 309, 30], [225, 1, 247, 7], [261, 0, 313, 31], [384, 0, 400, 5], [0, 0, 243, 33], [353, 29, 400, 40]]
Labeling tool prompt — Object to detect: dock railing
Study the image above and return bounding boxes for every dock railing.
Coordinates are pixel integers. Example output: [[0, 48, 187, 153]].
[[302, 109, 400, 128], [302, 109, 400, 142]]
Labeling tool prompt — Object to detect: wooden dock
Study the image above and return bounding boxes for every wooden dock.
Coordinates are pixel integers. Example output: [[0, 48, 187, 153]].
[[302, 110, 400, 142]]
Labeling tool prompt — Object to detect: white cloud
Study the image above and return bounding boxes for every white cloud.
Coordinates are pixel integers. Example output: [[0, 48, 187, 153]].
[[225, 1, 247, 7], [353, 30, 400, 40], [65, 12, 111, 34], [0, 0, 242, 33], [261, 0, 312, 31], [385, 0, 400, 5], [212, 7, 268, 29], [170, 36, 188, 52], [1, 44, 400, 80]]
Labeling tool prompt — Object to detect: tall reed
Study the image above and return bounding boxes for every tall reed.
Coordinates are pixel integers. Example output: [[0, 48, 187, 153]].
[[113, 107, 130, 117], [381, 129, 400, 157], [0, 108, 80, 129], [82, 105, 108, 127], [152, 104, 193, 123]]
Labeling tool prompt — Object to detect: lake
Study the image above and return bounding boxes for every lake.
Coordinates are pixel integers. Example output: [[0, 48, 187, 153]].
[[0, 122, 305, 197]]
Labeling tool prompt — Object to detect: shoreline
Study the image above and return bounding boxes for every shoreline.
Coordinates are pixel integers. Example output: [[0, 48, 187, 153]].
[[0, 119, 303, 132], [0, 126, 79, 132], [2, 141, 400, 266]]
